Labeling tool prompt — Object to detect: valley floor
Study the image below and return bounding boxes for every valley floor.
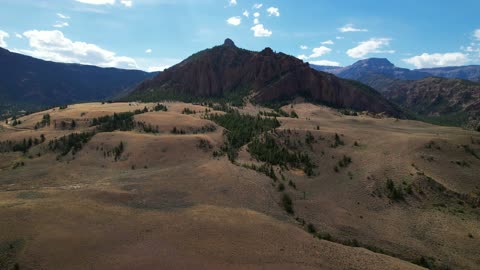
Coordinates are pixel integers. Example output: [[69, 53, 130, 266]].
[[0, 102, 479, 270]]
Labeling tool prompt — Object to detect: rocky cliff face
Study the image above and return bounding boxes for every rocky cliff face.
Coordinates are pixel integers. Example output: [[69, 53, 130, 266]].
[[129, 39, 405, 117], [384, 77, 480, 128]]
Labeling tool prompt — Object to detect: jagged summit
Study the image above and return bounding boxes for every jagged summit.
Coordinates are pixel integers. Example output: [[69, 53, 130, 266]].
[[260, 47, 274, 55], [223, 38, 236, 47], [128, 41, 405, 117]]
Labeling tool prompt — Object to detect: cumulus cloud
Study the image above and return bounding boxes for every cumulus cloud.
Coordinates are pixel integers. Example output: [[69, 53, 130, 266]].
[[251, 24, 272, 37], [474, 29, 480, 40], [120, 0, 132, 7], [253, 12, 260, 17], [339, 24, 368, 33], [297, 54, 308, 60], [145, 48, 152, 53], [15, 33, 23, 39], [243, 10, 249, 17], [57, 13, 70, 19], [53, 21, 69, 28], [267, 7, 280, 17], [346, 38, 393, 58], [229, 0, 237, 6], [298, 46, 332, 60], [309, 46, 332, 58], [253, 3, 263, 9], [75, 0, 115, 5], [20, 30, 137, 69], [309, 60, 340, 66], [403, 52, 469, 68], [321, 40, 334, 45], [463, 43, 480, 53], [253, 18, 259, 25], [0, 30, 9, 47], [227, 16, 241, 26], [336, 36, 344, 40]]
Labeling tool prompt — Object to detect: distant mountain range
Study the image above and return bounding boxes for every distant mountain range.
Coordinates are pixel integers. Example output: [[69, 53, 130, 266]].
[[0, 47, 155, 116], [311, 58, 480, 83], [312, 58, 480, 129], [127, 39, 405, 118]]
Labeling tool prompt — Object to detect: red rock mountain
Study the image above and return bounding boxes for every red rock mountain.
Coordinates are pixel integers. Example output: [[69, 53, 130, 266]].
[[128, 39, 405, 117]]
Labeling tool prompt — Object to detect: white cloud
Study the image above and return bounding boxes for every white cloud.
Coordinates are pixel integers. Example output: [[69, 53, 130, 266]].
[[297, 54, 308, 60], [474, 29, 480, 40], [253, 3, 263, 9], [0, 30, 9, 47], [266, 7, 279, 17], [53, 21, 69, 28], [463, 44, 480, 53], [310, 46, 332, 58], [137, 57, 180, 72], [403, 52, 469, 68], [309, 60, 340, 66], [15, 33, 23, 39], [145, 48, 152, 53], [229, 0, 237, 6], [321, 40, 334, 45], [75, 0, 115, 5], [120, 0, 132, 7], [21, 29, 137, 69], [251, 24, 272, 37], [300, 45, 308, 50], [243, 10, 249, 17], [336, 36, 344, 40], [253, 18, 259, 25], [147, 65, 170, 72], [227, 16, 241, 26], [346, 38, 393, 58], [57, 13, 70, 19], [253, 12, 260, 17], [339, 24, 368, 33]]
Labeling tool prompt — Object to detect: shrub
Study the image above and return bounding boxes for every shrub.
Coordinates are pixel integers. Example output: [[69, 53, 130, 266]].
[[91, 112, 135, 132], [113, 141, 124, 161], [331, 133, 344, 148], [386, 179, 404, 201], [153, 103, 168, 112], [281, 193, 294, 214], [48, 132, 95, 156], [288, 180, 297, 189], [182, 108, 196, 114], [307, 223, 316, 234], [338, 155, 352, 168], [305, 131, 315, 145]]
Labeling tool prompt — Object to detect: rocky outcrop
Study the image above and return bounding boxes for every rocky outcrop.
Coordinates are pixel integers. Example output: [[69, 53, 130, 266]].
[[129, 39, 405, 118]]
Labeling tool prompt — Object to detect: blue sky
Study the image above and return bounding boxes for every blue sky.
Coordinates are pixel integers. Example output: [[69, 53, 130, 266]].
[[0, 0, 479, 71]]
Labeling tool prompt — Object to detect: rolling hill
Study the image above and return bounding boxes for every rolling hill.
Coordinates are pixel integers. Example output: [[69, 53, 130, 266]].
[[0, 101, 478, 269]]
